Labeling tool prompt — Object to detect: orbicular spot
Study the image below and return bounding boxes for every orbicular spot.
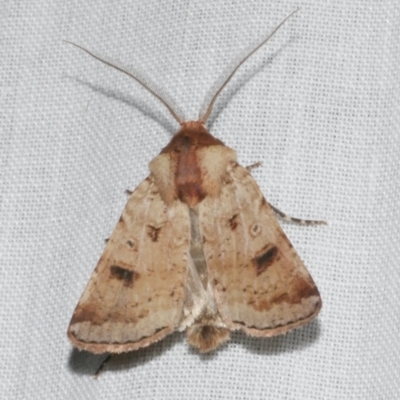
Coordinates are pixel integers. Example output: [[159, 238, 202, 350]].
[[229, 214, 239, 230], [109, 265, 137, 287], [253, 245, 279, 276], [147, 225, 161, 242], [249, 222, 262, 237]]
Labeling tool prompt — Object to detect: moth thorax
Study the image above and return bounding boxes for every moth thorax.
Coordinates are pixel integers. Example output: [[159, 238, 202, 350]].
[[149, 121, 237, 208]]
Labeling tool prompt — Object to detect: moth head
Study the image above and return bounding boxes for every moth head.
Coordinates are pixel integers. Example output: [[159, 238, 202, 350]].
[[64, 9, 298, 128]]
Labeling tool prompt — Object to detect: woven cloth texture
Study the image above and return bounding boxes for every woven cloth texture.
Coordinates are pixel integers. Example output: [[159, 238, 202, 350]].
[[1, 1, 399, 399]]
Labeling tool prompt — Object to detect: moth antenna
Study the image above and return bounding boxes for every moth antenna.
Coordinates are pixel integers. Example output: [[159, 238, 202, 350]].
[[64, 41, 185, 124], [199, 9, 299, 124]]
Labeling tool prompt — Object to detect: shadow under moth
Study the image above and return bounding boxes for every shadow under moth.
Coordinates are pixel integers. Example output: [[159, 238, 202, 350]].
[[67, 10, 324, 365]]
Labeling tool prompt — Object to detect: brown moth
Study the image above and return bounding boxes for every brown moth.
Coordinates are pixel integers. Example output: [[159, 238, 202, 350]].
[[67, 10, 323, 357]]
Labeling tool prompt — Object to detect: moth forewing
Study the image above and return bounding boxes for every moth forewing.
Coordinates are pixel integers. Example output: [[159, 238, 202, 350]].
[[198, 163, 321, 338], [67, 177, 191, 354], [68, 10, 323, 357]]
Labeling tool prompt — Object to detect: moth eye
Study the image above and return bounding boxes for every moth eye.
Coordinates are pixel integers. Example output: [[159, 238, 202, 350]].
[[249, 223, 262, 237]]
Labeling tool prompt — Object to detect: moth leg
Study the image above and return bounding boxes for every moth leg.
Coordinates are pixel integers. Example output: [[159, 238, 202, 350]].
[[93, 354, 112, 379], [246, 162, 262, 172], [269, 203, 327, 226]]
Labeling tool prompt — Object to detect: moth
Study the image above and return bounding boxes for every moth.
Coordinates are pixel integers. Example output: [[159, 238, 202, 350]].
[[67, 10, 323, 358]]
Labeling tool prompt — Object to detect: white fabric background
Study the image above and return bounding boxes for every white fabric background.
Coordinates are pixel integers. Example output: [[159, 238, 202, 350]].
[[1, 1, 399, 399]]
